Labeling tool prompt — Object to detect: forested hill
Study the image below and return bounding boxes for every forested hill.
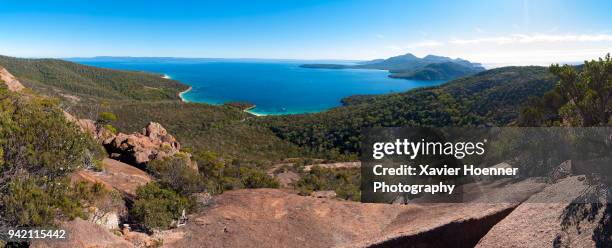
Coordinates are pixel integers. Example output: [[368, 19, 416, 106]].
[[301, 53, 485, 80], [257, 66, 557, 155], [0, 55, 312, 164], [0, 55, 188, 102]]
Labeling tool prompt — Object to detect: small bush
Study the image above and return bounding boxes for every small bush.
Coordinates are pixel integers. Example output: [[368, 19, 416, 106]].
[[296, 166, 361, 201], [103, 124, 117, 134], [239, 166, 279, 189], [98, 112, 118, 123]]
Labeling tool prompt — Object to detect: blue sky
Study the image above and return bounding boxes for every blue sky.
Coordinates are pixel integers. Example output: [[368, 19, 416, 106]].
[[0, 0, 611, 65]]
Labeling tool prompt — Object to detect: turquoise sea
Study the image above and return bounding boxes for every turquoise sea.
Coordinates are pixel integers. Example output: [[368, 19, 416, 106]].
[[73, 59, 446, 115]]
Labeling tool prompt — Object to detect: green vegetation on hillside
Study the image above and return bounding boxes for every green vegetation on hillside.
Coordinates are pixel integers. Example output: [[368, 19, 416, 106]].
[[130, 182, 189, 230], [73, 101, 309, 163], [389, 62, 483, 81], [223, 101, 256, 111], [0, 54, 312, 183], [0, 55, 188, 102], [258, 66, 557, 155], [519, 54, 611, 126], [131, 149, 280, 230], [191, 150, 279, 194], [296, 167, 360, 201], [0, 87, 106, 232]]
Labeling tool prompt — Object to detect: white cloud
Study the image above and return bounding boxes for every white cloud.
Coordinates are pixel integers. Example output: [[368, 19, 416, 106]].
[[370, 32, 612, 65], [451, 33, 612, 45]]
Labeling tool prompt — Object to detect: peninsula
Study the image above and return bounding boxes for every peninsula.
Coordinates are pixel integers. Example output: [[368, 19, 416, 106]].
[[301, 53, 485, 80]]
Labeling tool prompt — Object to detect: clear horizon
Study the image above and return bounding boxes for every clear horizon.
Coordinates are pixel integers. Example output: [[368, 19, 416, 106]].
[[1, 0, 611, 65]]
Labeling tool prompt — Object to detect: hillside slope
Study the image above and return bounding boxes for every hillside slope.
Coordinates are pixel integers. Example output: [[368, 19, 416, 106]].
[[0, 55, 308, 163], [390, 61, 484, 80], [85, 101, 308, 162], [258, 66, 557, 154], [0, 55, 188, 102]]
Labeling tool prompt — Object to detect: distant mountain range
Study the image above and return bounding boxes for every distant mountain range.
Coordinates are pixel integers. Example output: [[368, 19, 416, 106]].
[[301, 53, 485, 80]]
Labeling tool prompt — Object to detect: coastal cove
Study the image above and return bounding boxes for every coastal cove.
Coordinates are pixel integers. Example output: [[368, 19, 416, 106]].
[[71, 59, 447, 115]]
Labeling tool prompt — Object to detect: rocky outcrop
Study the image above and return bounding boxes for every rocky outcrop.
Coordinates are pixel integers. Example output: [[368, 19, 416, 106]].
[[0, 66, 25, 92], [72, 119, 195, 169], [72, 158, 153, 198], [476, 176, 609, 247], [104, 122, 183, 167], [75, 118, 116, 143], [168, 177, 546, 248], [303, 162, 361, 172]]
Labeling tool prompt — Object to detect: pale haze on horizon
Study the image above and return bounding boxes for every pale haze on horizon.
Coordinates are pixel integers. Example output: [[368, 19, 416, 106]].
[[0, 0, 610, 66]]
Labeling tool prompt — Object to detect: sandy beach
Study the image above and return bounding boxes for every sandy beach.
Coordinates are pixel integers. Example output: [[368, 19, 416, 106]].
[[178, 86, 192, 102], [175, 78, 266, 116]]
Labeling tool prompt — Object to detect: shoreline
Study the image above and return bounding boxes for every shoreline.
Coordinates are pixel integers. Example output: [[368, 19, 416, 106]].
[[178, 86, 192, 102], [177, 86, 265, 116], [177, 86, 322, 117], [162, 74, 171, 79], [245, 108, 266, 116], [178, 86, 268, 116]]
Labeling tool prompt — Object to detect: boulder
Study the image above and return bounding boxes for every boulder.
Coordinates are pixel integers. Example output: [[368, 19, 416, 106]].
[[103, 122, 183, 167], [71, 117, 197, 170], [71, 158, 152, 198], [89, 208, 121, 230], [0, 66, 25, 92], [194, 192, 214, 208], [549, 160, 572, 182], [72, 118, 115, 143], [123, 231, 160, 248]]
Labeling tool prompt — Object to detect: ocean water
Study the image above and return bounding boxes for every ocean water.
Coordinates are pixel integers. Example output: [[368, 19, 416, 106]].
[[73, 59, 446, 115]]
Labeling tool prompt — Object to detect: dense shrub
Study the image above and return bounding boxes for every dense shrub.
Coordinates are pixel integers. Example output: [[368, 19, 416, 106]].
[[0, 88, 106, 230], [72, 101, 311, 163], [238, 166, 279, 189], [148, 155, 205, 195], [130, 183, 189, 231], [98, 111, 118, 123], [519, 54, 611, 127], [193, 151, 279, 194]]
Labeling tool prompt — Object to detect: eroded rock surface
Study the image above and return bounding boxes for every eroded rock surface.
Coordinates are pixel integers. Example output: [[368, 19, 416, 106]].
[[476, 176, 610, 248], [0, 66, 25, 92], [167, 180, 543, 248], [71, 158, 152, 198], [30, 218, 133, 248]]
